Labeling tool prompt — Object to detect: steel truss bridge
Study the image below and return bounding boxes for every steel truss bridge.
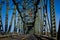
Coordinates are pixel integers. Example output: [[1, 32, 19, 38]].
[[0, 0, 57, 40]]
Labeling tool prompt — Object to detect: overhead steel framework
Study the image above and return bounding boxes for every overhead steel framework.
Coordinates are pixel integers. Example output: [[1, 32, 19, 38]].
[[0, 0, 57, 39]]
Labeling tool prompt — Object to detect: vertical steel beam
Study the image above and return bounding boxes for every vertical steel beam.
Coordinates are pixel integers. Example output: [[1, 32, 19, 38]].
[[8, 15, 13, 33], [39, 0, 43, 35], [5, 0, 9, 33], [57, 20, 60, 40], [17, 13, 24, 34], [43, 0, 47, 35], [8, 6, 16, 33], [17, 13, 21, 33], [50, 0, 56, 37], [43, 0, 50, 36], [13, 5, 17, 32], [34, 0, 43, 35], [0, 2, 3, 34]]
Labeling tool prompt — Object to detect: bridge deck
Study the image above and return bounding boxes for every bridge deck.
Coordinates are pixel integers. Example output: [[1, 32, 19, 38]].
[[0, 34, 56, 40]]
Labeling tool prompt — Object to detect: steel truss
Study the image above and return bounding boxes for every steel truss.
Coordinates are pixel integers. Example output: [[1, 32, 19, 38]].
[[0, 0, 56, 39]]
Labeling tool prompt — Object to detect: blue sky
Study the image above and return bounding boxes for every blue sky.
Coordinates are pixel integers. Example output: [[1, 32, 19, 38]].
[[54, 0, 60, 31], [0, 0, 60, 32]]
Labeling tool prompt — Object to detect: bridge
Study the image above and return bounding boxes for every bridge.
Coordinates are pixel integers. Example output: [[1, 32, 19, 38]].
[[0, 0, 58, 40]]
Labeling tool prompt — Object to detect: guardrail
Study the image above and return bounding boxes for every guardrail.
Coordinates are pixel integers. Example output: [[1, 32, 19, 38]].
[[34, 34, 56, 40]]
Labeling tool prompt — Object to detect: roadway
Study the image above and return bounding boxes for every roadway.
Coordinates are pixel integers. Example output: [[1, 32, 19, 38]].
[[0, 34, 56, 40]]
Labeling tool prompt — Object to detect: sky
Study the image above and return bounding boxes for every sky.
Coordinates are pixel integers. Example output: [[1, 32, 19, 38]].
[[54, 0, 60, 31], [0, 0, 60, 32]]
